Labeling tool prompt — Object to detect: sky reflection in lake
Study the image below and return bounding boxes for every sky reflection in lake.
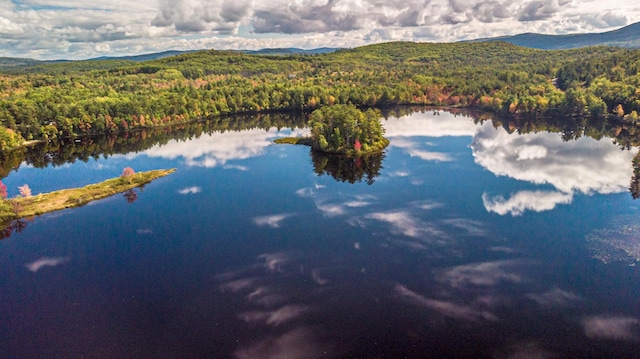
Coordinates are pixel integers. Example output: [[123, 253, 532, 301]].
[[1, 109, 639, 358]]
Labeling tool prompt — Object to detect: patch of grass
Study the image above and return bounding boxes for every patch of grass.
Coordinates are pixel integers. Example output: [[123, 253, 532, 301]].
[[274, 137, 311, 145], [3, 168, 175, 221], [0, 200, 14, 223]]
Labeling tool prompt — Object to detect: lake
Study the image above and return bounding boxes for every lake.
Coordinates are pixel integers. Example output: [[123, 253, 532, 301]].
[[1, 109, 640, 358]]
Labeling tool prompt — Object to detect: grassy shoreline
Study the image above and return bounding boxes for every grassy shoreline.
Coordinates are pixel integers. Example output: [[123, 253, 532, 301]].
[[0, 168, 175, 223]]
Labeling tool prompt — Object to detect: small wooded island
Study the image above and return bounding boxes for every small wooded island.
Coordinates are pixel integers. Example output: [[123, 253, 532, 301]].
[[0, 168, 175, 223], [275, 104, 389, 156]]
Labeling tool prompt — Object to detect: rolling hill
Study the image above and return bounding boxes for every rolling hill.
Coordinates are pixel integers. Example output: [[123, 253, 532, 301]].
[[0, 47, 340, 71], [240, 47, 340, 55], [473, 21, 640, 49]]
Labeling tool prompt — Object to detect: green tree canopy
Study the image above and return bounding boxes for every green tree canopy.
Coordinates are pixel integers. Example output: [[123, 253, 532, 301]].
[[309, 104, 388, 155]]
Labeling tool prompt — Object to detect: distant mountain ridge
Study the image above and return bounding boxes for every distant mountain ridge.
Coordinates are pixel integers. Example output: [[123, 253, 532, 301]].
[[0, 47, 341, 70], [472, 21, 640, 49], [89, 50, 197, 62], [0, 57, 58, 68], [1, 23, 639, 70], [90, 47, 340, 60]]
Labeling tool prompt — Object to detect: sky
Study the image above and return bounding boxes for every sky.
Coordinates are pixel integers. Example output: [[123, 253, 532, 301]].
[[0, 0, 638, 60]]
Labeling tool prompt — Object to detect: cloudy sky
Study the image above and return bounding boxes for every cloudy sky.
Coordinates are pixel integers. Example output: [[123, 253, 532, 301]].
[[1, 0, 638, 60]]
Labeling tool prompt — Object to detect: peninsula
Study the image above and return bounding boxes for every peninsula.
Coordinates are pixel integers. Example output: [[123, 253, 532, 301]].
[[0, 168, 175, 223]]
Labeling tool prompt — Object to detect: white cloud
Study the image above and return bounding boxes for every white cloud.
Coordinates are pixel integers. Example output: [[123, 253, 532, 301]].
[[2, 0, 639, 59]]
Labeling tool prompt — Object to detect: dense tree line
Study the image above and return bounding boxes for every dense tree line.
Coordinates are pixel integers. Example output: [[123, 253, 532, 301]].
[[0, 112, 306, 177], [4, 106, 639, 178], [309, 104, 387, 155], [1, 42, 639, 150]]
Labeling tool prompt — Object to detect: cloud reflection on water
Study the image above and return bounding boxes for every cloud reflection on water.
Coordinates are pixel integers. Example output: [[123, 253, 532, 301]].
[[582, 315, 640, 341], [238, 305, 309, 327], [383, 111, 478, 138], [204, 111, 640, 356], [216, 251, 340, 358], [143, 128, 306, 168], [366, 211, 448, 239], [390, 138, 453, 162], [526, 288, 582, 308], [471, 122, 636, 215], [316, 203, 346, 217], [395, 284, 498, 322], [223, 164, 250, 171], [178, 186, 202, 195], [214, 238, 603, 358], [482, 190, 574, 216], [494, 341, 558, 359], [234, 327, 332, 359], [253, 214, 295, 228], [25, 257, 70, 272], [435, 260, 524, 288], [384, 111, 637, 216]]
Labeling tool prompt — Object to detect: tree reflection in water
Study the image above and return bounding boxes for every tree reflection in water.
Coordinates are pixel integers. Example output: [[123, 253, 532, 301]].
[[4, 108, 640, 194], [1, 185, 145, 239], [0, 218, 32, 240], [311, 150, 385, 185], [123, 189, 138, 203], [630, 153, 640, 199]]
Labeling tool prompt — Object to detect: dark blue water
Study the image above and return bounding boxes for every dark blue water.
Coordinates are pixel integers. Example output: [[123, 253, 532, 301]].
[[1, 110, 640, 358]]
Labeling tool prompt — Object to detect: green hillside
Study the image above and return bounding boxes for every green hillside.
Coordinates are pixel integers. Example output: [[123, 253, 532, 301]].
[[1, 41, 639, 150]]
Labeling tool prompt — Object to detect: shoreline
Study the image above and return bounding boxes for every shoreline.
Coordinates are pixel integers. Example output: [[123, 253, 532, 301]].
[[0, 168, 176, 223], [274, 136, 389, 156]]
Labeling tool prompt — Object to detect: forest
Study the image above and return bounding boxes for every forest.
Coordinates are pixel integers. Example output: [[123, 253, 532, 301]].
[[309, 104, 388, 155], [1, 41, 640, 151], [1, 107, 638, 175]]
